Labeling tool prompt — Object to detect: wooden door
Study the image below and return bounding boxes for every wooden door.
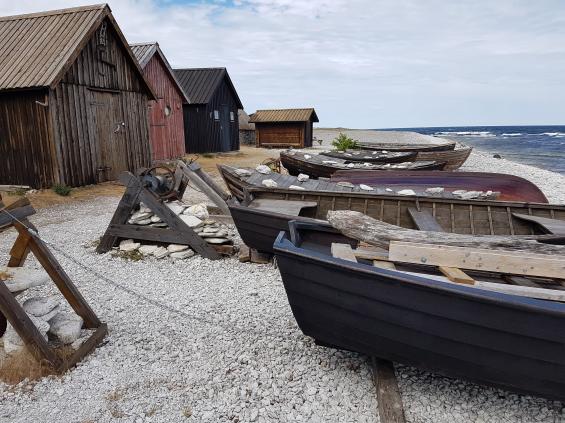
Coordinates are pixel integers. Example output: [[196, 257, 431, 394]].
[[220, 104, 231, 151], [90, 91, 127, 181]]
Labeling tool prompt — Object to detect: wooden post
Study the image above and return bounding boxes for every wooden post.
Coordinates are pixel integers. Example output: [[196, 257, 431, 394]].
[[371, 357, 406, 423], [178, 162, 231, 215]]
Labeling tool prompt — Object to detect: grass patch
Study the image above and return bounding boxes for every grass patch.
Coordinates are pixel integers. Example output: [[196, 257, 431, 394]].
[[52, 184, 72, 196], [111, 249, 143, 261], [0, 345, 74, 385], [201, 153, 216, 158]]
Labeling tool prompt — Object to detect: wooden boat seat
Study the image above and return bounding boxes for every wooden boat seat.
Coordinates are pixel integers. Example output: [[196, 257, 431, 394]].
[[512, 213, 565, 235], [407, 207, 445, 232], [248, 199, 318, 216]]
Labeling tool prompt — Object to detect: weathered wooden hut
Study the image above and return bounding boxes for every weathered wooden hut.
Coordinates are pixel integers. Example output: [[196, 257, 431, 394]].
[[0, 5, 155, 188], [130, 42, 189, 161], [238, 110, 255, 145], [250, 108, 319, 148], [173, 68, 243, 153]]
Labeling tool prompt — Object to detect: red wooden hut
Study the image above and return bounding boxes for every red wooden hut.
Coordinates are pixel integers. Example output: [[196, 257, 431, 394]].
[[130, 42, 189, 161]]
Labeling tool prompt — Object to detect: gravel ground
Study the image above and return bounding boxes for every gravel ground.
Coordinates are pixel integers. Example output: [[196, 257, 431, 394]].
[[1, 129, 565, 422]]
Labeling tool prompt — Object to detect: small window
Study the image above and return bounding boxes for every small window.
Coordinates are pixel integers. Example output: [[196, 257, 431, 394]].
[[214, 110, 219, 120], [230, 111, 234, 122], [164, 105, 172, 117]]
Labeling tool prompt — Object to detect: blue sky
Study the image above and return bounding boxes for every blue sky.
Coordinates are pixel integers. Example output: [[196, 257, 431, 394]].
[[2, 0, 565, 128]]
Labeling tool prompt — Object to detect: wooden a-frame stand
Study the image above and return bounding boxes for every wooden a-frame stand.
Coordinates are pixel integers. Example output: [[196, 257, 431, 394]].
[[96, 167, 227, 259], [0, 200, 107, 372]]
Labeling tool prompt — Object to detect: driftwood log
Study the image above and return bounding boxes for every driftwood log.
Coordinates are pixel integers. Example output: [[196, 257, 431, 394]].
[[326, 210, 565, 255]]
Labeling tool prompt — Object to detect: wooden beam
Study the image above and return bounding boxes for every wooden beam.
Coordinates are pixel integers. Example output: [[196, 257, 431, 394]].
[[331, 243, 357, 262], [353, 247, 389, 261], [389, 241, 565, 279], [439, 266, 475, 285], [57, 324, 107, 372], [178, 162, 230, 215], [371, 357, 406, 423], [407, 207, 445, 232], [106, 224, 198, 245], [186, 162, 230, 201], [373, 260, 396, 270]]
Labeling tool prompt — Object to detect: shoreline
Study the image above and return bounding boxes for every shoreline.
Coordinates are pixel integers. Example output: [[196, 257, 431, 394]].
[[313, 128, 565, 203]]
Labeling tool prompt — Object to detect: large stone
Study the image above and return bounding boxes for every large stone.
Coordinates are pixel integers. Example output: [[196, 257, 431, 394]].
[[288, 185, 305, 191], [297, 174, 310, 182], [48, 313, 83, 345], [397, 189, 416, 196], [4, 314, 49, 355], [170, 250, 195, 260], [359, 184, 374, 191], [134, 218, 152, 226], [150, 215, 162, 223], [235, 168, 252, 177], [180, 215, 203, 228], [22, 296, 60, 318], [0, 266, 49, 293], [261, 179, 278, 188], [153, 247, 169, 259], [139, 245, 158, 255], [425, 187, 444, 194], [130, 211, 152, 222], [255, 165, 271, 174], [119, 240, 140, 252], [200, 230, 228, 238], [184, 203, 209, 220], [205, 238, 230, 244], [167, 244, 189, 253]]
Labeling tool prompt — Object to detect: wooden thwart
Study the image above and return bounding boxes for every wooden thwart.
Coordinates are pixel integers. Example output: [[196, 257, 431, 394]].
[[249, 199, 318, 216], [407, 207, 445, 232], [388, 241, 565, 279], [331, 243, 357, 262], [439, 266, 475, 285]]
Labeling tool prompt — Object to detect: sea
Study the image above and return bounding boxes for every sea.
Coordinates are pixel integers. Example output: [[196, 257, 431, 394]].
[[380, 126, 565, 175]]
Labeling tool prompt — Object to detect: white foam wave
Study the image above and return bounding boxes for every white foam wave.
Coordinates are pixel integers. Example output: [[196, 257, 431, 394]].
[[434, 131, 494, 137], [542, 132, 565, 137], [501, 133, 523, 137]]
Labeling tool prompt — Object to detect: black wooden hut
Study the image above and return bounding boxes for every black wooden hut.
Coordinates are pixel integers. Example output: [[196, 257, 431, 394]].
[[0, 4, 155, 188], [173, 68, 243, 153]]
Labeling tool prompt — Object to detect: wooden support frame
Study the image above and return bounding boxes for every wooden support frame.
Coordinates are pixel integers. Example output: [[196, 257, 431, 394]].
[[97, 171, 221, 259], [1, 220, 107, 372]]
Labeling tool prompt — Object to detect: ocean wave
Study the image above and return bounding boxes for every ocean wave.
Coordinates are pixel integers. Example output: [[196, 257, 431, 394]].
[[434, 131, 494, 137], [501, 133, 523, 137], [542, 132, 565, 137]]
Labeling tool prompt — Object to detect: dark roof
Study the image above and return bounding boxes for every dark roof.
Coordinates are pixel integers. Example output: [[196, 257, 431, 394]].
[[0, 4, 156, 98], [249, 108, 319, 123], [130, 42, 190, 103], [173, 67, 243, 108]]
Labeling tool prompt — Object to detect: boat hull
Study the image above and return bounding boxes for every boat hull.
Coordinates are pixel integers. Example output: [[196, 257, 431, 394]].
[[331, 170, 549, 203], [274, 222, 565, 401], [416, 147, 472, 170], [319, 150, 418, 163], [358, 142, 456, 152]]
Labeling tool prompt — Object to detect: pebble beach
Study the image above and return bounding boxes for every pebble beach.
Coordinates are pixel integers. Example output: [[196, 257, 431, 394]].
[[1, 129, 564, 422]]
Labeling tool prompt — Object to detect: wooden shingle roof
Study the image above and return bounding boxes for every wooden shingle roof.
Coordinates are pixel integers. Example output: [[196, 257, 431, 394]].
[[249, 108, 319, 123], [173, 67, 243, 108], [0, 4, 155, 97], [130, 42, 190, 103]]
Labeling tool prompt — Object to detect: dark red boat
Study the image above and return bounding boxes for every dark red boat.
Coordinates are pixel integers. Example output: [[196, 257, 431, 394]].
[[331, 170, 549, 203]]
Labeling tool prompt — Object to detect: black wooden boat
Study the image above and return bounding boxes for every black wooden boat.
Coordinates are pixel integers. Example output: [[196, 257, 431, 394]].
[[319, 149, 417, 163], [358, 140, 456, 152], [273, 220, 565, 401], [331, 170, 549, 203], [228, 187, 565, 253], [416, 146, 472, 170], [217, 165, 501, 203], [280, 151, 446, 178]]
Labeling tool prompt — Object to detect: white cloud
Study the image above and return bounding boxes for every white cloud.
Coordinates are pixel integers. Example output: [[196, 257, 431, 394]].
[[1, 0, 564, 127]]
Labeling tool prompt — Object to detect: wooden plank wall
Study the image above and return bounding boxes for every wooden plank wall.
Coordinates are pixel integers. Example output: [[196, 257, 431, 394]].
[[143, 54, 185, 161], [256, 122, 306, 148], [49, 19, 151, 186], [0, 90, 58, 188], [183, 78, 240, 153]]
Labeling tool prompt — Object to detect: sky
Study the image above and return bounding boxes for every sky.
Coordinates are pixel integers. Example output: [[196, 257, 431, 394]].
[[1, 0, 565, 128]]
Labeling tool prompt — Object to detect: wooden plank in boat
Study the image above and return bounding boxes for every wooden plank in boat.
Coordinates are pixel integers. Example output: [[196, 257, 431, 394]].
[[331, 243, 358, 262], [439, 266, 475, 285], [389, 242, 565, 279], [353, 247, 389, 261], [407, 207, 445, 232], [512, 213, 565, 235], [248, 199, 318, 216], [373, 260, 397, 270]]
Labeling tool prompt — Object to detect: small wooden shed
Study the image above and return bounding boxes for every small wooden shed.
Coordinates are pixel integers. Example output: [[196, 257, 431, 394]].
[[130, 42, 189, 161], [0, 5, 155, 188], [250, 108, 319, 148], [173, 68, 243, 153]]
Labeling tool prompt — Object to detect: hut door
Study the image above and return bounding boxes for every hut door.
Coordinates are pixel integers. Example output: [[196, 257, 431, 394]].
[[90, 91, 127, 182], [220, 105, 231, 151]]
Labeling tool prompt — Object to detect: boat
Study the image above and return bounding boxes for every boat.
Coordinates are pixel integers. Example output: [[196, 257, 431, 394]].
[[227, 186, 565, 253], [273, 220, 565, 401], [321, 146, 472, 170], [330, 170, 549, 203], [358, 140, 456, 152], [217, 165, 502, 203], [318, 149, 418, 163], [280, 151, 446, 178]]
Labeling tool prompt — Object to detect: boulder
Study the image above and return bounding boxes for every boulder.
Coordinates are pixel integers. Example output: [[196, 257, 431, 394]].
[[167, 244, 189, 253], [22, 296, 60, 318], [48, 313, 83, 345], [180, 215, 203, 228], [184, 203, 209, 220], [0, 266, 49, 293]]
